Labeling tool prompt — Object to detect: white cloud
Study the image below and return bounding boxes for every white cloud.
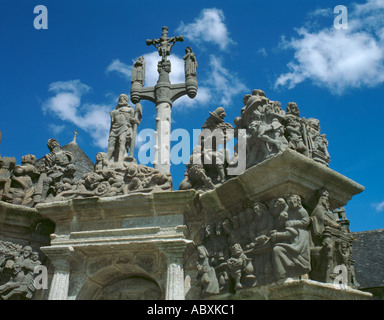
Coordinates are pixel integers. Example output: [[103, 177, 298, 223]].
[[106, 59, 132, 80], [354, 0, 384, 14], [257, 48, 268, 57], [207, 55, 248, 106], [309, 8, 332, 18], [176, 8, 234, 51], [48, 124, 66, 136], [173, 86, 212, 110], [373, 201, 384, 212], [143, 52, 186, 86], [275, 0, 384, 94], [42, 80, 111, 148]]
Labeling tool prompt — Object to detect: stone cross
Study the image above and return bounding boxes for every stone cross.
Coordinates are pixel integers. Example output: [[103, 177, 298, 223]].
[[131, 26, 198, 173], [146, 26, 184, 62]]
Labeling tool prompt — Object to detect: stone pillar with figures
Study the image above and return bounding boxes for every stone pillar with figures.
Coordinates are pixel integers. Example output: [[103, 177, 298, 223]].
[[131, 26, 198, 174]]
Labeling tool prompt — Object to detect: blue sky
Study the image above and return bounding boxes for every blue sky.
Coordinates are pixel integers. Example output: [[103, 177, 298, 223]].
[[1, 0, 383, 232]]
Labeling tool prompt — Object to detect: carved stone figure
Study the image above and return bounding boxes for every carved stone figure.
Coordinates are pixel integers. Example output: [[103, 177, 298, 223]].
[[196, 245, 220, 297], [202, 107, 232, 132], [37, 138, 76, 202], [270, 194, 311, 280], [211, 222, 229, 265], [269, 198, 289, 226], [0, 263, 28, 300], [227, 243, 253, 290], [246, 110, 282, 167], [132, 56, 146, 85], [231, 91, 331, 170], [310, 189, 341, 282], [106, 94, 141, 164], [146, 26, 184, 62], [311, 189, 341, 236], [335, 240, 357, 287], [179, 145, 215, 192], [264, 101, 289, 153], [184, 47, 198, 77], [200, 107, 232, 179], [44, 138, 75, 169], [0, 156, 16, 201], [285, 103, 308, 156], [247, 203, 274, 284], [235, 90, 285, 169], [95, 152, 108, 173], [306, 118, 330, 166], [9, 155, 39, 207], [179, 107, 233, 191], [0, 243, 43, 300], [211, 222, 230, 292], [309, 189, 356, 286]]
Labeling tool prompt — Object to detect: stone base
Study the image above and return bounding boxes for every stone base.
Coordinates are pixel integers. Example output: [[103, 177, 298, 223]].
[[207, 279, 372, 300]]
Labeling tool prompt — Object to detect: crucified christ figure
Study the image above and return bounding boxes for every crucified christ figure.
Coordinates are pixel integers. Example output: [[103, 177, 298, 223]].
[[146, 26, 184, 62]]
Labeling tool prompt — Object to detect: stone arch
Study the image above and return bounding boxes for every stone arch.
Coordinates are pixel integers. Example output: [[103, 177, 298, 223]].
[[76, 263, 163, 300]]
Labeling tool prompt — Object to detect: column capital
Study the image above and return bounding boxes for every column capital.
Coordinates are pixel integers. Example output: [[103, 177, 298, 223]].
[[157, 240, 191, 264], [41, 245, 74, 271]]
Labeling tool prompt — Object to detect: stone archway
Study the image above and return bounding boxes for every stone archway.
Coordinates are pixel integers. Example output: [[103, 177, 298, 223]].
[[95, 276, 162, 300], [76, 262, 164, 300]]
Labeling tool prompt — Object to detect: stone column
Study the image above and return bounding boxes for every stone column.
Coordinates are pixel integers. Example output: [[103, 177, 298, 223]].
[[41, 245, 74, 300], [158, 242, 187, 300], [154, 102, 172, 174]]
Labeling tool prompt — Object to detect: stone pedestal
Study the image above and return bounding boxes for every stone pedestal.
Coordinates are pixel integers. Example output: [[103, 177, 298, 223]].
[[30, 150, 369, 300]]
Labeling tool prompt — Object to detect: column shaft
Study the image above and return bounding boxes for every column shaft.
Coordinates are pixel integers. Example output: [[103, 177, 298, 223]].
[[48, 268, 70, 300], [155, 102, 171, 173], [166, 261, 185, 300]]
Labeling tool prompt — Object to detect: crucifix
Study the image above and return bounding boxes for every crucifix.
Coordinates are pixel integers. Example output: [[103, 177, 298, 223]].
[[130, 26, 198, 174]]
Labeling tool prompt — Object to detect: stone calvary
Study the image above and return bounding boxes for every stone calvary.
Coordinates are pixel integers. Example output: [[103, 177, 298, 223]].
[[0, 27, 371, 300]]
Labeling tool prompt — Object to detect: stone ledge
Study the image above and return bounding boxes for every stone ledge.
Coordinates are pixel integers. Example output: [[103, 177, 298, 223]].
[[200, 149, 364, 221], [47, 226, 191, 255], [206, 279, 372, 300], [0, 200, 43, 236], [35, 189, 199, 223]]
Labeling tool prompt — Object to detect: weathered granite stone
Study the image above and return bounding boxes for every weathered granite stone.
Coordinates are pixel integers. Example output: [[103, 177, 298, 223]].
[[206, 279, 372, 300]]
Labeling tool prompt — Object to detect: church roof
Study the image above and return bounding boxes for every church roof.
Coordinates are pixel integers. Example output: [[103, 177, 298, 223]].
[[61, 140, 94, 180], [352, 228, 384, 289]]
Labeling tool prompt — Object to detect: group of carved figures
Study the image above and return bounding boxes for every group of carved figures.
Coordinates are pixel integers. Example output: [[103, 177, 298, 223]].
[[196, 191, 356, 297], [180, 89, 330, 193], [236, 89, 330, 169], [179, 106, 234, 192], [0, 242, 42, 300], [0, 94, 172, 207]]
